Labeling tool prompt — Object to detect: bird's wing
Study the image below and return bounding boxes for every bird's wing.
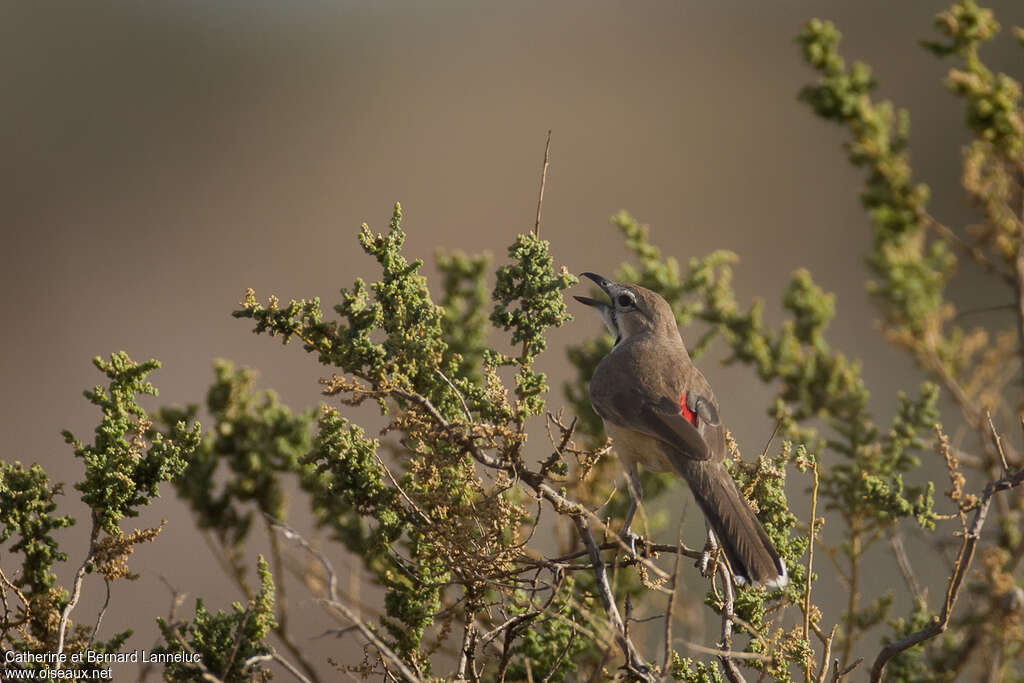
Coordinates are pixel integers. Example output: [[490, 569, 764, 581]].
[[591, 355, 718, 462]]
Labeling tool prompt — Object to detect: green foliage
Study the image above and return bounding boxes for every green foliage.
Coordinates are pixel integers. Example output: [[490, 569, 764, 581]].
[[3, 4, 1021, 680], [0, 462, 73, 598], [0, 462, 74, 640], [670, 651, 724, 682], [62, 352, 199, 535], [0, 353, 196, 664], [303, 407, 399, 552], [157, 556, 277, 682], [878, 597, 940, 682], [491, 233, 577, 421], [718, 443, 810, 680], [157, 361, 315, 551], [924, 0, 1023, 158], [797, 19, 954, 338], [234, 203, 463, 420], [505, 576, 591, 682], [437, 249, 491, 384], [795, 2, 1024, 676], [235, 211, 584, 673], [302, 406, 447, 658]]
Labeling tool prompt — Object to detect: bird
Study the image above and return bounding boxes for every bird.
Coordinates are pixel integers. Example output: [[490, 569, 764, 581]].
[[574, 272, 787, 589]]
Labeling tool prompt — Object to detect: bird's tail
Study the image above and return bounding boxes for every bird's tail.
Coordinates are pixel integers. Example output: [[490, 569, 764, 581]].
[[681, 460, 788, 589]]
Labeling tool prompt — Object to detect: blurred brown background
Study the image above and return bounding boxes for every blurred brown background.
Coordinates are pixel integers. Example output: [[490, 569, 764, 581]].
[[3, 0, 1024, 678]]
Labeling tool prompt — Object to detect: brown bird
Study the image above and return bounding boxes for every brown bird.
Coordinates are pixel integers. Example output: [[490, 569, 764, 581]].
[[575, 272, 787, 589]]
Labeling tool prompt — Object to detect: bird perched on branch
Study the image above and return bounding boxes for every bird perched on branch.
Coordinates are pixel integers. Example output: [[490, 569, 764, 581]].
[[575, 272, 787, 589]]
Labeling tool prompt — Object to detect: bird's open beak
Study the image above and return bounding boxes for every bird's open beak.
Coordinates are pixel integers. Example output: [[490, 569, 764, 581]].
[[573, 272, 614, 310]]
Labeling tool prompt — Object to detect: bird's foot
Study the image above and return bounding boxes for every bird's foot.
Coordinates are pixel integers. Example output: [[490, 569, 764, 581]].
[[696, 533, 718, 579]]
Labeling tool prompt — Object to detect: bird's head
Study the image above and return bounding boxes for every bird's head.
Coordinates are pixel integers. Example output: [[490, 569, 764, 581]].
[[573, 272, 678, 345]]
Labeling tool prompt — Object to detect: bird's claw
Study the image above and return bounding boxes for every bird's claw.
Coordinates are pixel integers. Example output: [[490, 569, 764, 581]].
[[696, 533, 718, 578]]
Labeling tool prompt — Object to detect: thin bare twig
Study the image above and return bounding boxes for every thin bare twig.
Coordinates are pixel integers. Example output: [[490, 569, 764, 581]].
[[534, 130, 552, 238], [540, 615, 576, 683], [832, 657, 862, 681], [478, 612, 537, 653], [435, 368, 473, 422], [242, 651, 313, 683], [265, 517, 323, 683], [136, 576, 188, 683], [678, 641, 768, 662], [889, 534, 923, 604], [88, 580, 112, 647], [543, 541, 702, 565], [375, 453, 434, 526], [662, 536, 683, 677], [322, 593, 422, 681], [269, 520, 423, 683], [986, 410, 1012, 474]]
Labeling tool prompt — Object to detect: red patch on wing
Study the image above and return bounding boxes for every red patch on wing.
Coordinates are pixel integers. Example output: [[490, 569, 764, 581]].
[[679, 391, 697, 425]]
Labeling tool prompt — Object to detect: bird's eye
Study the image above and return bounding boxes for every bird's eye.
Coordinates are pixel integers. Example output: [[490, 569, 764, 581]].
[[617, 294, 633, 307]]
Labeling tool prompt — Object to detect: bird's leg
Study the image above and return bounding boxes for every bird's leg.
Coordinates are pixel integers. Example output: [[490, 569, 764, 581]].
[[697, 524, 718, 578], [621, 467, 644, 558]]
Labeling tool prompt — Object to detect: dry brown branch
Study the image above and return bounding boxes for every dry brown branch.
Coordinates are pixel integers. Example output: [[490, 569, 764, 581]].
[[869, 462, 1024, 681], [542, 541, 703, 566], [571, 514, 656, 682], [813, 625, 837, 683], [716, 563, 746, 683], [56, 521, 100, 654], [454, 619, 476, 682]]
